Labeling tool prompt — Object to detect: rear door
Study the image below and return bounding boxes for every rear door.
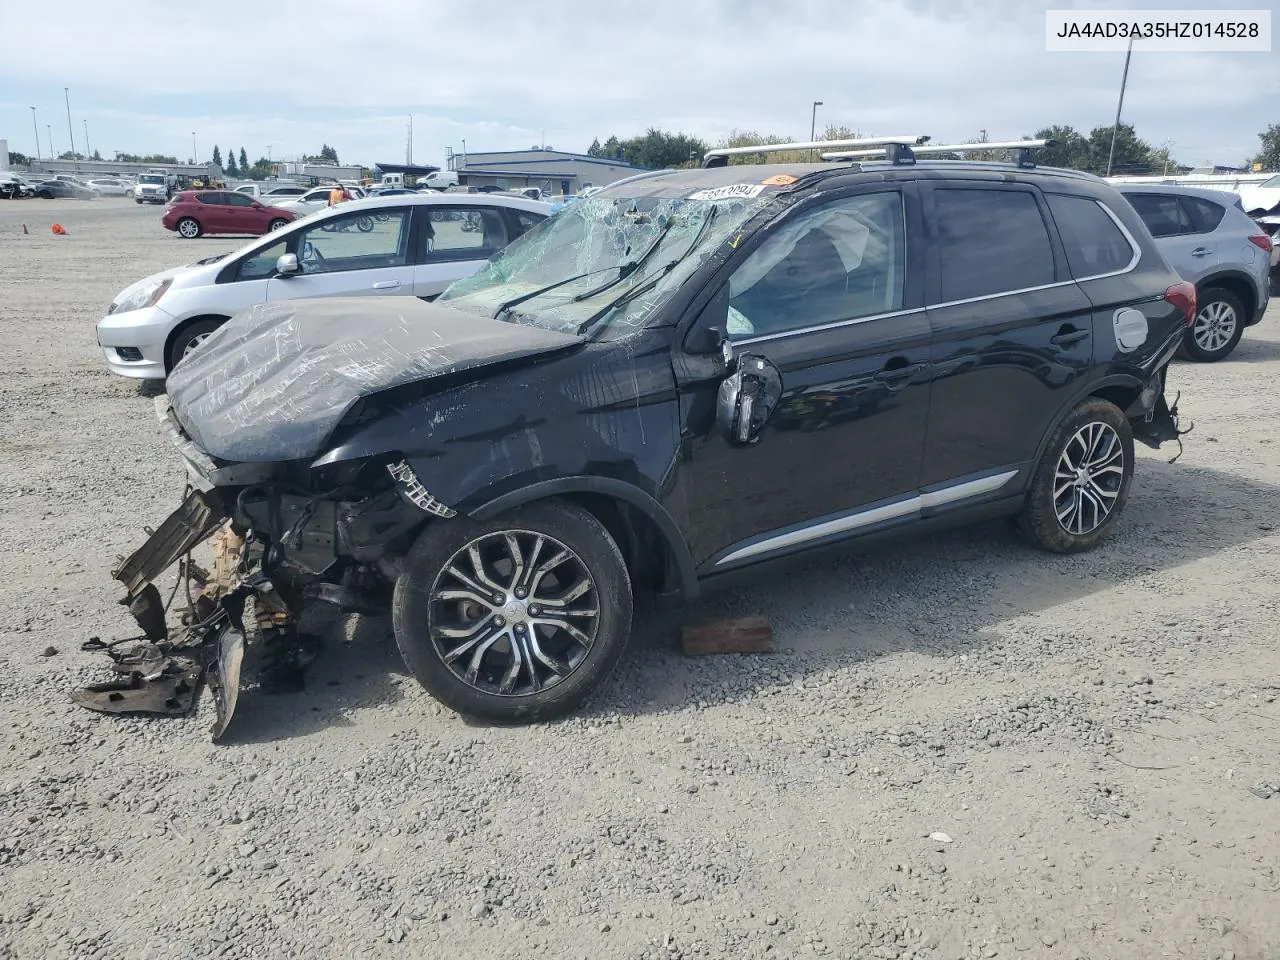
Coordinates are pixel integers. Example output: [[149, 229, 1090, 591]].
[[1123, 191, 1218, 282], [264, 205, 416, 301], [920, 181, 1095, 491], [411, 204, 513, 298], [195, 192, 232, 232]]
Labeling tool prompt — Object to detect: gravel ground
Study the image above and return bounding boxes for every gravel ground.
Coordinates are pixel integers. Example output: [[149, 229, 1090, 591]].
[[2, 199, 1279, 960]]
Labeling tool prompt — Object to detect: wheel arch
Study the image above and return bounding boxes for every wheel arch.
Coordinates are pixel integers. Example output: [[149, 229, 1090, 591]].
[[1029, 375, 1145, 475], [1196, 270, 1257, 322], [163, 314, 231, 373], [467, 477, 698, 599]]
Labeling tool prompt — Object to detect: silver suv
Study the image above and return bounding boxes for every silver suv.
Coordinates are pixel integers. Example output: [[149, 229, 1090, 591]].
[[1118, 184, 1271, 361]]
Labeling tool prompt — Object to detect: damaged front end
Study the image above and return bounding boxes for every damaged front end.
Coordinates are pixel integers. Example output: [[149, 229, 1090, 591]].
[[75, 399, 435, 741]]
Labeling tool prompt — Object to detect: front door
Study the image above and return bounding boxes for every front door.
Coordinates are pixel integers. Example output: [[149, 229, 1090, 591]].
[[411, 204, 512, 298], [919, 182, 1095, 491], [674, 186, 933, 570], [265, 206, 416, 301]]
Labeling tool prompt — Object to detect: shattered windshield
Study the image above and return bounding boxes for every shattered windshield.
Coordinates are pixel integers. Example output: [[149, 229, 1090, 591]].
[[438, 194, 769, 335]]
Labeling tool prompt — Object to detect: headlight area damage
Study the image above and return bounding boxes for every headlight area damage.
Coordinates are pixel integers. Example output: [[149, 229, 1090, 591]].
[[72, 296, 581, 741], [75, 437, 437, 741]]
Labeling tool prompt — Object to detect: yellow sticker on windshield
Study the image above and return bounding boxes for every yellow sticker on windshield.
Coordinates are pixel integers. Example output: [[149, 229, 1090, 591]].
[[761, 174, 798, 186]]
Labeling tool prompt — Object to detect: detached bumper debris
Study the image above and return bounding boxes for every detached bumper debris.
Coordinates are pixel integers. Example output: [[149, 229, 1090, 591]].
[[72, 491, 309, 742]]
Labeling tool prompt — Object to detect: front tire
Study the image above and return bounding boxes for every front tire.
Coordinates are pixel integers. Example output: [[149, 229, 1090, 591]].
[[392, 500, 634, 723], [176, 217, 202, 239], [167, 318, 224, 372], [1019, 398, 1134, 554], [268, 218, 289, 232], [1182, 287, 1245, 362]]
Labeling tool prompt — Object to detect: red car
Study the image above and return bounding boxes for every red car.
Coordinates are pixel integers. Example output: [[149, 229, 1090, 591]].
[[161, 190, 296, 239]]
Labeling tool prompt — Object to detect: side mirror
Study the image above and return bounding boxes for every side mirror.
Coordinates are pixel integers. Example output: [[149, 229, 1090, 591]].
[[275, 253, 301, 276], [716, 354, 782, 447]]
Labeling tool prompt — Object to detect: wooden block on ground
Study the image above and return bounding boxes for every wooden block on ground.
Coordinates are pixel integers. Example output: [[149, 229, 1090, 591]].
[[681, 616, 773, 656]]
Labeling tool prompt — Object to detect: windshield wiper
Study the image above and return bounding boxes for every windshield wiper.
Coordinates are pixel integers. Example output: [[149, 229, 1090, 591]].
[[569, 215, 678, 303], [491, 266, 622, 319], [575, 207, 720, 336]]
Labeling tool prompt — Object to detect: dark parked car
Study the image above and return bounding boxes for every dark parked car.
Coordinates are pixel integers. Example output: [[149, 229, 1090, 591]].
[[33, 179, 94, 200], [1, 174, 37, 198], [95, 146, 1193, 736], [160, 190, 295, 238]]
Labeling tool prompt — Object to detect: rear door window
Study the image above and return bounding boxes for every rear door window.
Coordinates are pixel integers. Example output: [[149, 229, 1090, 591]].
[[1045, 194, 1135, 278], [421, 206, 511, 262], [1124, 193, 1195, 237], [932, 188, 1056, 302]]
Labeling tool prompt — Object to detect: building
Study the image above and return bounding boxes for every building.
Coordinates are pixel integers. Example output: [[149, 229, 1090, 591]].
[[450, 148, 645, 196], [274, 160, 365, 182], [24, 158, 224, 180]]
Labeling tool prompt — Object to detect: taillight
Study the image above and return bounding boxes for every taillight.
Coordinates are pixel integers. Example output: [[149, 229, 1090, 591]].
[[1248, 233, 1272, 252], [1164, 281, 1197, 327]]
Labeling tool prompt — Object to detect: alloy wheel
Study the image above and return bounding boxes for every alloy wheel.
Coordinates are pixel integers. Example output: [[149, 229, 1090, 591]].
[[1053, 421, 1125, 536], [1192, 300, 1237, 354], [427, 529, 600, 697], [182, 332, 214, 358], [178, 219, 199, 238]]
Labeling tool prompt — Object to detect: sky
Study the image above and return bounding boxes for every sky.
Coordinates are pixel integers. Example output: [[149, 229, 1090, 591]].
[[1, 0, 1277, 172]]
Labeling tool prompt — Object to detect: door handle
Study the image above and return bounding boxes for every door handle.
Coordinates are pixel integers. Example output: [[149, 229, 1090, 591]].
[[372, 280, 401, 290], [1191, 247, 1212, 257], [1050, 329, 1089, 348], [874, 361, 924, 389]]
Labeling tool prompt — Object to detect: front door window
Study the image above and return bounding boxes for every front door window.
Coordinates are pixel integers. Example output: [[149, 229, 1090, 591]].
[[296, 209, 412, 274]]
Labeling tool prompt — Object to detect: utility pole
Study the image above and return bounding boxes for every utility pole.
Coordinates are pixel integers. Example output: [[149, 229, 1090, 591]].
[[47, 124, 53, 161], [64, 88, 75, 155], [83, 119, 91, 160], [1106, 36, 1135, 177], [192, 132, 197, 165], [30, 107, 39, 162], [809, 100, 824, 161]]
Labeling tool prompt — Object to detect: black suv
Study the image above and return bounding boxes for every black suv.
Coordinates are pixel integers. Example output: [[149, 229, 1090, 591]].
[[103, 148, 1193, 732]]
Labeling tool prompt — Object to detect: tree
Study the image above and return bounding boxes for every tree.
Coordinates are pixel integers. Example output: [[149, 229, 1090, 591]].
[[212, 145, 222, 167], [113, 152, 179, 164], [1251, 123, 1280, 172], [1032, 125, 1091, 170], [239, 147, 249, 172], [593, 128, 709, 168], [247, 157, 274, 180], [8, 150, 30, 167], [587, 137, 602, 157], [319, 143, 338, 163], [91, 149, 102, 161], [1084, 123, 1154, 175], [58, 151, 86, 161]]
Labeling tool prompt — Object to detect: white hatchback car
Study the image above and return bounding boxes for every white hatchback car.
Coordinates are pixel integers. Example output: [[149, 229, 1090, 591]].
[[96, 192, 551, 379]]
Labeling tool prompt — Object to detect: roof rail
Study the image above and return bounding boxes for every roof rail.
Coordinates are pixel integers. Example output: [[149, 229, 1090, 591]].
[[702, 135, 931, 168], [822, 139, 1056, 169]]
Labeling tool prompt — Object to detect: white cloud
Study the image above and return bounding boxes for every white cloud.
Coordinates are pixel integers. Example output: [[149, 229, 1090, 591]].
[[2, 0, 1276, 167]]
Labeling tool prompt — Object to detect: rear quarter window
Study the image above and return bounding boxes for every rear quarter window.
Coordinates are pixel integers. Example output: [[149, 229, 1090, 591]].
[[1045, 194, 1135, 278], [1181, 196, 1226, 233], [1123, 193, 1195, 238]]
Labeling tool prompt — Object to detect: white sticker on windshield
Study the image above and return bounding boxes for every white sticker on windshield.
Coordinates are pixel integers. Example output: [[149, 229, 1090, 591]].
[[688, 184, 767, 202]]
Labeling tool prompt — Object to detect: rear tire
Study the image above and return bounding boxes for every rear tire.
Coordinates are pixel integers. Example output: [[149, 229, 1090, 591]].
[[1019, 398, 1134, 554], [392, 499, 633, 723], [1181, 287, 1245, 362], [176, 217, 202, 239], [167, 318, 224, 373]]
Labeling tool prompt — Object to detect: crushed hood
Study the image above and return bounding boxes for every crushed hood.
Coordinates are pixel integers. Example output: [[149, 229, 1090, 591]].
[[166, 297, 582, 463]]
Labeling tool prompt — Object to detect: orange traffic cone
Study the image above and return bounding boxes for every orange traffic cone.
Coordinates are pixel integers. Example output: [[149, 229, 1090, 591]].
[[51, 223, 67, 235]]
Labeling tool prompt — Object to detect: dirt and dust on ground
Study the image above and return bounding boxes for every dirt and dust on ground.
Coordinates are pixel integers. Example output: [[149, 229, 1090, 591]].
[[1, 199, 1279, 960]]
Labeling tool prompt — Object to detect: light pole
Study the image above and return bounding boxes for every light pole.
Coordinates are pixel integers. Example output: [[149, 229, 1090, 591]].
[[64, 87, 75, 167], [83, 119, 91, 161], [809, 100, 823, 160], [1105, 35, 1135, 177], [47, 124, 53, 160], [30, 107, 39, 163], [192, 132, 197, 165]]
